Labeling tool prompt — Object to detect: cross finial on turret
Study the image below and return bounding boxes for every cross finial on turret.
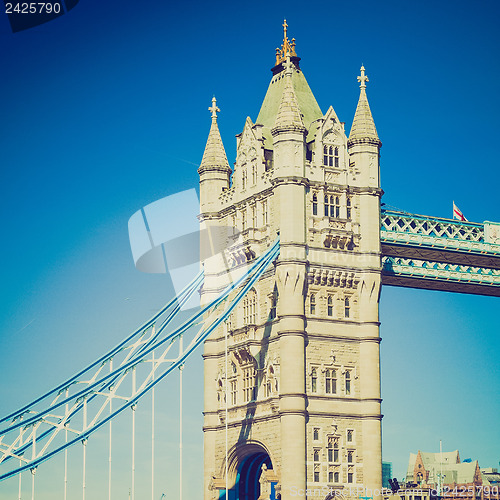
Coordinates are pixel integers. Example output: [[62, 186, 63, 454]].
[[209, 96, 220, 120], [283, 19, 288, 39], [357, 65, 369, 89]]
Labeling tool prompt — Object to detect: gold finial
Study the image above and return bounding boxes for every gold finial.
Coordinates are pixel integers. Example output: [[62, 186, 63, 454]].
[[275, 19, 298, 66], [209, 96, 220, 120], [357, 65, 369, 89]]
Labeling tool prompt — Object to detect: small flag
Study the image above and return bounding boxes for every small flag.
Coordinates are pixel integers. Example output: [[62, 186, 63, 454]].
[[453, 201, 468, 221]]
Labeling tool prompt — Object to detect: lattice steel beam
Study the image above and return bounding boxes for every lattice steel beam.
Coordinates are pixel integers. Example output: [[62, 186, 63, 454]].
[[382, 255, 500, 296]]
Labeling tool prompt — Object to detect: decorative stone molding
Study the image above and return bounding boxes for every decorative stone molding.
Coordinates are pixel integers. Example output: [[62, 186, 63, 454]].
[[308, 269, 359, 289]]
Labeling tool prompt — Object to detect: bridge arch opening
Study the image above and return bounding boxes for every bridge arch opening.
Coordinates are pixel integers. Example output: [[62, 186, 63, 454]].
[[220, 443, 278, 500]]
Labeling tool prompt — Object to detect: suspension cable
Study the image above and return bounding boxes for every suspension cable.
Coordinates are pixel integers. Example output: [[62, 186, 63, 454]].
[[108, 359, 113, 500], [179, 334, 183, 500], [131, 367, 136, 500], [151, 350, 155, 500], [0, 239, 280, 482]]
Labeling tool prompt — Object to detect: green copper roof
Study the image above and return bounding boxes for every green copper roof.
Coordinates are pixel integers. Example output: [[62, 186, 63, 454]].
[[256, 65, 322, 144]]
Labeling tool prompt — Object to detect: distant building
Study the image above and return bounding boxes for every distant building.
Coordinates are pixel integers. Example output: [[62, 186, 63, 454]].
[[482, 468, 500, 487], [383, 462, 393, 488], [383, 451, 499, 500]]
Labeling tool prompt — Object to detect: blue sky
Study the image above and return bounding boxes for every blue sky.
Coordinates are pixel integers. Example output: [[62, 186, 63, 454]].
[[0, 0, 499, 498]]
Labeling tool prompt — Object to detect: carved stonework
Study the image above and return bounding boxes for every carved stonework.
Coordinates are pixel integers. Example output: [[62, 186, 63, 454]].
[[227, 245, 256, 267], [308, 268, 359, 289], [325, 170, 341, 183], [219, 186, 235, 203], [323, 231, 354, 250], [276, 266, 306, 296]]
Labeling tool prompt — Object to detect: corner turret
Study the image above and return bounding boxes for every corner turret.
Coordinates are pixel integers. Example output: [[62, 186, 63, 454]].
[[198, 97, 231, 211], [348, 65, 381, 188]]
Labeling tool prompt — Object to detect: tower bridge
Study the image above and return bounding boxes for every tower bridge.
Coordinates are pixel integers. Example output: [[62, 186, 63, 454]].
[[1, 22, 499, 500]]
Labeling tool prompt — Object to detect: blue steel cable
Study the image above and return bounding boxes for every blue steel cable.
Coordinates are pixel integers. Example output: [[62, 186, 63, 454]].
[[0, 270, 204, 426], [0, 276, 204, 465], [0, 238, 279, 481], [0, 242, 274, 437]]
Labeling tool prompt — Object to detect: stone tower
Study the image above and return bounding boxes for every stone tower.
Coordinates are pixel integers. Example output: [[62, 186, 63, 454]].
[[199, 22, 383, 500]]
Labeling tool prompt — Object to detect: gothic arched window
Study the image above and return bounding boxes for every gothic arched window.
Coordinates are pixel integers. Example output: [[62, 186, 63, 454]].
[[312, 193, 318, 216], [344, 296, 350, 318], [346, 196, 352, 219], [345, 370, 351, 395], [311, 368, 317, 393], [327, 295, 333, 316], [310, 293, 316, 315], [242, 168, 247, 189]]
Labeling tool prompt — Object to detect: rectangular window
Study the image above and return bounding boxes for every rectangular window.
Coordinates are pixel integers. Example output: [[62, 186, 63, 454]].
[[348, 472, 353, 483], [230, 380, 237, 405], [334, 196, 340, 218], [242, 210, 246, 231], [328, 471, 333, 483], [347, 430, 353, 442], [262, 200, 268, 225], [334, 447, 339, 462], [243, 366, 255, 402], [326, 369, 337, 394], [313, 450, 320, 462], [314, 470, 320, 482], [313, 428, 319, 441], [347, 451, 354, 463], [311, 368, 317, 393], [328, 448, 333, 462], [345, 371, 351, 395], [334, 472, 339, 483]]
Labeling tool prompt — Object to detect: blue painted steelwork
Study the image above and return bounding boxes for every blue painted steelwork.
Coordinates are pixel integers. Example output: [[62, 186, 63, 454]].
[[381, 209, 500, 294], [382, 256, 500, 285], [380, 209, 500, 257], [0, 239, 280, 482]]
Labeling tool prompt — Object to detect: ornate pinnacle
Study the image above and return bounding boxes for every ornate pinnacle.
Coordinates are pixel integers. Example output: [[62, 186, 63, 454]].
[[275, 19, 298, 66], [357, 65, 369, 90], [208, 96, 220, 121]]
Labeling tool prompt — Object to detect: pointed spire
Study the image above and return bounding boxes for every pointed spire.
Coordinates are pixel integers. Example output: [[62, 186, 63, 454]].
[[348, 66, 381, 146], [199, 97, 231, 172], [271, 57, 306, 135]]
